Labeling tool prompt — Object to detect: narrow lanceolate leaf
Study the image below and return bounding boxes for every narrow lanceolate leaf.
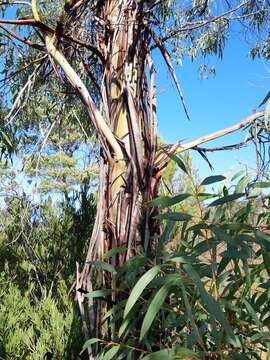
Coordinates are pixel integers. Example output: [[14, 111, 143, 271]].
[[140, 349, 171, 360], [123, 266, 160, 319], [231, 170, 244, 181], [88, 261, 116, 274], [208, 193, 245, 207], [250, 181, 270, 189], [103, 247, 127, 258], [169, 154, 188, 174], [80, 338, 102, 354], [84, 289, 112, 298], [197, 192, 218, 200], [103, 345, 120, 360], [146, 193, 190, 209], [255, 231, 270, 251], [155, 212, 192, 221], [140, 283, 171, 341], [259, 90, 270, 107], [141, 347, 199, 360], [171, 346, 200, 358], [201, 175, 226, 186], [243, 299, 262, 329], [183, 264, 240, 347]]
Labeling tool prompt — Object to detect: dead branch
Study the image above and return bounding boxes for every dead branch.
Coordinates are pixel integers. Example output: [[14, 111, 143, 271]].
[[178, 111, 264, 153], [155, 111, 264, 167], [151, 30, 190, 121]]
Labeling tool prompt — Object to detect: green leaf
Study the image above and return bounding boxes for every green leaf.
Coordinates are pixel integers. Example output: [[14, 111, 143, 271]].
[[243, 299, 262, 329], [183, 264, 240, 347], [140, 349, 171, 360], [231, 170, 244, 181], [201, 175, 226, 186], [235, 175, 251, 193], [169, 154, 188, 174], [259, 90, 270, 107], [140, 282, 171, 341], [168, 256, 192, 264], [180, 283, 203, 348], [123, 266, 160, 318], [255, 231, 270, 251], [140, 347, 199, 360], [88, 261, 116, 274], [155, 212, 192, 221], [197, 192, 218, 200], [80, 338, 101, 354], [250, 181, 270, 189], [103, 247, 127, 258], [84, 289, 112, 298], [208, 193, 245, 207], [103, 345, 120, 360], [172, 346, 200, 358], [146, 193, 191, 209]]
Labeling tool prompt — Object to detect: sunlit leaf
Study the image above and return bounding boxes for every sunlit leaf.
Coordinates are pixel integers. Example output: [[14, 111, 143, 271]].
[[123, 266, 160, 318], [147, 193, 191, 208], [169, 154, 188, 174]]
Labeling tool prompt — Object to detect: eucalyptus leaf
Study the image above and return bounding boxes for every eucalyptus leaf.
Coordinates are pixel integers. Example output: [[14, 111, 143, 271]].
[[123, 266, 160, 318], [208, 193, 245, 207], [155, 212, 192, 221], [201, 175, 226, 186], [140, 282, 171, 341]]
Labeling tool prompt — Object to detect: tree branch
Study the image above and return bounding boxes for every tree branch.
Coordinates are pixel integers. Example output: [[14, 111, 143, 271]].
[[160, 1, 249, 43], [155, 111, 264, 166], [177, 111, 264, 153], [0, 23, 44, 50]]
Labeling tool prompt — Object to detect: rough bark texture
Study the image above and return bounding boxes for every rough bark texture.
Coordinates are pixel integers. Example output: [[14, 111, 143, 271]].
[[73, 1, 162, 349]]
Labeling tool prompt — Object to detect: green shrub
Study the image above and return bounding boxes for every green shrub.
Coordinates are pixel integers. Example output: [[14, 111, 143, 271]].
[[84, 173, 270, 359], [0, 194, 95, 359]]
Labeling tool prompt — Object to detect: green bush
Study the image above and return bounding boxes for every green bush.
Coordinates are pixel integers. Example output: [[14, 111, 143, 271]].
[[0, 194, 95, 359], [84, 172, 270, 359], [0, 283, 81, 359]]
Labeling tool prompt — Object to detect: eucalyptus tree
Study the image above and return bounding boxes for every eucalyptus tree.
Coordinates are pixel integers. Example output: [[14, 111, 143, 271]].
[[1, 0, 270, 353]]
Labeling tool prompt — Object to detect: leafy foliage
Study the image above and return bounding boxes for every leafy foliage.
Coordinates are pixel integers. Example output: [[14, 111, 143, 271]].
[[0, 191, 96, 359], [83, 171, 270, 359]]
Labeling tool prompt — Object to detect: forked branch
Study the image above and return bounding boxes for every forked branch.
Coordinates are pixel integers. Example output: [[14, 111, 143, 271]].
[[30, 0, 124, 161]]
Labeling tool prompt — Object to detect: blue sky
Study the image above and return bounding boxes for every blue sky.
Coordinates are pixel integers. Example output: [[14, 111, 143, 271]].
[[155, 36, 269, 179]]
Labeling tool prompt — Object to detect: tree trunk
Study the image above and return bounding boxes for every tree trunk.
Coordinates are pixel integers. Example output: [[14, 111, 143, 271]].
[[73, 0, 161, 348]]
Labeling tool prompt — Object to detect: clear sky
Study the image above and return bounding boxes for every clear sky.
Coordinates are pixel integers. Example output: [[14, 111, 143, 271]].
[[154, 35, 269, 179]]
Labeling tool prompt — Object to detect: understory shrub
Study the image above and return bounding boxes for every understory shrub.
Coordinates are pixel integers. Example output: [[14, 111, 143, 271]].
[[84, 170, 270, 359]]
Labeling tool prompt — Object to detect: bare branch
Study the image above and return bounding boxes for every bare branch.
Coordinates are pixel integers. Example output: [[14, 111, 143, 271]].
[[0, 23, 44, 50], [151, 31, 190, 121], [0, 18, 53, 33], [177, 111, 264, 153], [155, 111, 264, 166], [194, 137, 252, 152]]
